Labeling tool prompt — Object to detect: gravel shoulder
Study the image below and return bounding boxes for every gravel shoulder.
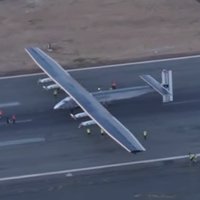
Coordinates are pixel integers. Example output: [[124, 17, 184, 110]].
[[0, 0, 200, 75]]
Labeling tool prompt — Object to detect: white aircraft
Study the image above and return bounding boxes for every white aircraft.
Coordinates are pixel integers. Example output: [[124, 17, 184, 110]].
[[26, 47, 173, 153]]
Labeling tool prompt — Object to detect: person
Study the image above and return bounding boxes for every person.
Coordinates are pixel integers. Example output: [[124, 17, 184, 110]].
[[11, 115, 16, 124], [143, 130, 147, 140], [189, 152, 197, 163], [6, 117, 10, 124], [100, 128, 104, 135], [111, 81, 117, 90], [86, 128, 91, 135], [53, 89, 58, 98], [0, 110, 3, 119], [47, 43, 53, 52]]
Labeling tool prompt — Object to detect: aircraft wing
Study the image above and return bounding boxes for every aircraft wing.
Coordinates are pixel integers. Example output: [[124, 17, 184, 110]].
[[25, 47, 145, 153]]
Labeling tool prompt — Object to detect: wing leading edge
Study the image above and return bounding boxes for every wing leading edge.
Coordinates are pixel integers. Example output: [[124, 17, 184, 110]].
[[26, 47, 145, 153]]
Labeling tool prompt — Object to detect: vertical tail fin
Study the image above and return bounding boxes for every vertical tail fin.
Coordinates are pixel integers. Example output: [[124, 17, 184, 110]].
[[161, 70, 173, 102]]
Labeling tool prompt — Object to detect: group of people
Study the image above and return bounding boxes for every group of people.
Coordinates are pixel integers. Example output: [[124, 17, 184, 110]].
[[0, 110, 16, 124], [98, 81, 117, 92]]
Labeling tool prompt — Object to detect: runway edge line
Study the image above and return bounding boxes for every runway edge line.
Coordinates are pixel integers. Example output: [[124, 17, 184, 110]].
[[1, 54, 200, 80], [0, 153, 199, 182]]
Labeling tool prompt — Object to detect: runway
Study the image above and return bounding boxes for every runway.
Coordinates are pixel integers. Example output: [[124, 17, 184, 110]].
[[1, 159, 199, 200], [0, 55, 200, 199]]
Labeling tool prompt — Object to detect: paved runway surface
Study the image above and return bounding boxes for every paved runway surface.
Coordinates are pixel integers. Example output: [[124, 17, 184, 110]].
[[1, 160, 199, 200], [0, 56, 200, 199]]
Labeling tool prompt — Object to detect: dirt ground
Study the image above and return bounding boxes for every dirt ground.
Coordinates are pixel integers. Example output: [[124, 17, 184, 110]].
[[0, 0, 200, 75]]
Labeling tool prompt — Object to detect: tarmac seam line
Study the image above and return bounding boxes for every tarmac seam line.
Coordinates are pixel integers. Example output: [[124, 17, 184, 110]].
[[0, 137, 45, 147], [0, 102, 20, 107]]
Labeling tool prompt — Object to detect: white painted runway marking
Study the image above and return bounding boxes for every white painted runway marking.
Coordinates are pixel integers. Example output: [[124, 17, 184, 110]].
[[16, 119, 32, 123], [0, 54, 200, 80], [0, 137, 45, 147], [0, 119, 32, 126], [0, 153, 199, 182], [0, 102, 20, 107]]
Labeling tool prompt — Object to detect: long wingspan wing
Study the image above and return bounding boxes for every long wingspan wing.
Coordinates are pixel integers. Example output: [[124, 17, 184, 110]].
[[26, 47, 145, 153]]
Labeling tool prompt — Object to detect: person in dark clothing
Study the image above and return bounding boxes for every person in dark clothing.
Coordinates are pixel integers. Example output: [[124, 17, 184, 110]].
[[111, 81, 117, 90], [11, 115, 16, 124]]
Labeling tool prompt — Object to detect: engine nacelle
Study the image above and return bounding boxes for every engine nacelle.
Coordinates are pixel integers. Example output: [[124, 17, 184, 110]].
[[78, 120, 96, 128], [43, 84, 60, 90], [70, 112, 88, 120], [38, 77, 52, 84], [54, 97, 77, 110]]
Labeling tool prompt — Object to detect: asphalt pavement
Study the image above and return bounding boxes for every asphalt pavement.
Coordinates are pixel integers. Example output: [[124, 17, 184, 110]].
[[0, 55, 200, 199], [1, 159, 199, 200]]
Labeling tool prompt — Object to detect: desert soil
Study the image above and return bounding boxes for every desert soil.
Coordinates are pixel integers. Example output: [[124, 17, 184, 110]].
[[0, 0, 200, 75]]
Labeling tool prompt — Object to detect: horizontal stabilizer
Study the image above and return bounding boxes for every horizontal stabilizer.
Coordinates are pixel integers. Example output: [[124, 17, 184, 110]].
[[140, 70, 173, 103], [140, 75, 169, 96]]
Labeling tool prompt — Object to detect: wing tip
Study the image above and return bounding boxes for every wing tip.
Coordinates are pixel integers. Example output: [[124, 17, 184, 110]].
[[25, 47, 34, 56], [131, 149, 146, 154], [25, 47, 40, 54], [130, 145, 146, 153]]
